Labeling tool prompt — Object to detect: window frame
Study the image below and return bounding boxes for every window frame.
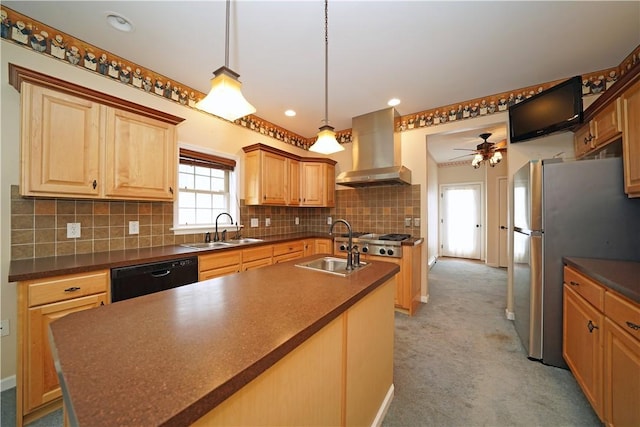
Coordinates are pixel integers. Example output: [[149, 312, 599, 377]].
[[172, 144, 240, 235]]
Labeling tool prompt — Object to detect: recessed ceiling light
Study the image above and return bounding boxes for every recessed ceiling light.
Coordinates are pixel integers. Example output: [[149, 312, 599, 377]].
[[285, 110, 296, 117], [106, 12, 134, 32], [387, 98, 401, 107]]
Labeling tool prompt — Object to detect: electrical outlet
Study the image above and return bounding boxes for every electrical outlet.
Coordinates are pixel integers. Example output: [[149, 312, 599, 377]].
[[295, 217, 299, 225], [414, 217, 420, 227], [0, 319, 9, 337], [265, 218, 271, 227], [67, 222, 81, 239], [327, 216, 332, 225], [405, 218, 412, 227], [250, 218, 259, 228], [129, 221, 139, 235]]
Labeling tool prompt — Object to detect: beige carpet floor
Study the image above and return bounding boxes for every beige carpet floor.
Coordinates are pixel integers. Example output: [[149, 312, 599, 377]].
[[382, 257, 601, 427]]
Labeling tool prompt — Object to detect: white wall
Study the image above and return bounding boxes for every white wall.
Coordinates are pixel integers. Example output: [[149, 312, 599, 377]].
[[0, 42, 326, 385], [426, 152, 439, 270]]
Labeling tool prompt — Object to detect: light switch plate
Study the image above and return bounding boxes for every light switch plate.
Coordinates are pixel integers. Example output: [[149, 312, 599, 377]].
[[265, 218, 271, 227], [129, 221, 139, 235], [250, 218, 259, 227], [327, 216, 332, 225], [414, 217, 420, 227], [405, 218, 412, 227], [67, 223, 81, 239], [295, 217, 299, 225]]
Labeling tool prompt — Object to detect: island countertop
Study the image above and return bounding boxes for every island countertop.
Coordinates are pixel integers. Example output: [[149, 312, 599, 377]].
[[49, 256, 400, 426]]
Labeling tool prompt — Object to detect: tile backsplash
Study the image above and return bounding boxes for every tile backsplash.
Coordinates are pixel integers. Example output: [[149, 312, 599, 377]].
[[10, 184, 420, 260]]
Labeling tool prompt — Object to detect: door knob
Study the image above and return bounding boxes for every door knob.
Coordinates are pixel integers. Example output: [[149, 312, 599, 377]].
[[500, 226, 507, 230]]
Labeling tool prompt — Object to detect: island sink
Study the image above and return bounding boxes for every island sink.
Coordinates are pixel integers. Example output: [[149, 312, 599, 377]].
[[295, 256, 370, 277]]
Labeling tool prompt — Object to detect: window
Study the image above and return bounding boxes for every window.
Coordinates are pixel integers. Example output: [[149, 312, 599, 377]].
[[176, 148, 238, 230]]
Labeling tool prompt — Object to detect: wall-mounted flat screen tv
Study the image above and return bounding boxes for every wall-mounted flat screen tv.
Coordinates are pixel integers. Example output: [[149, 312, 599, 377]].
[[509, 76, 583, 143]]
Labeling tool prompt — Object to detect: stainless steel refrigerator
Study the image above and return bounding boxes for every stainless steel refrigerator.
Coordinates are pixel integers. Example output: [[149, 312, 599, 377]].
[[512, 157, 640, 368]]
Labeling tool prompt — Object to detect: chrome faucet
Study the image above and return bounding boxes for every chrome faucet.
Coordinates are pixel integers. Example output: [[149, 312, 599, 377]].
[[329, 219, 354, 271], [214, 213, 234, 242]]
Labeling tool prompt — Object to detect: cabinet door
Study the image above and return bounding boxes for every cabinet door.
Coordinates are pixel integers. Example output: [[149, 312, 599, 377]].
[[199, 251, 242, 281], [287, 159, 301, 206], [314, 238, 333, 255], [603, 317, 640, 427], [563, 285, 604, 420], [301, 162, 324, 206], [365, 254, 402, 307], [104, 108, 176, 200], [325, 164, 336, 207], [593, 99, 621, 147], [574, 122, 594, 158], [21, 84, 102, 197], [25, 293, 107, 412], [262, 151, 287, 205], [622, 79, 640, 197]]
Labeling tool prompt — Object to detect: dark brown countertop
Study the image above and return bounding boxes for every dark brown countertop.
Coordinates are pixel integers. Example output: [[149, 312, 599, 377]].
[[564, 257, 640, 304], [8, 232, 333, 282], [49, 256, 400, 427]]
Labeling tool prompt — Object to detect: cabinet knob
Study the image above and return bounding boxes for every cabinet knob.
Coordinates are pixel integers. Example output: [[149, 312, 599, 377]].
[[626, 321, 640, 331], [64, 286, 81, 292], [92, 180, 97, 189], [587, 320, 599, 333], [263, 195, 266, 199], [169, 187, 174, 194], [569, 281, 580, 286]]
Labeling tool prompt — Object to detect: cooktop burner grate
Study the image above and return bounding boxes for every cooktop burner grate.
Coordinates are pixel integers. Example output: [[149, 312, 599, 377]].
[[379, 234, 411, 241]]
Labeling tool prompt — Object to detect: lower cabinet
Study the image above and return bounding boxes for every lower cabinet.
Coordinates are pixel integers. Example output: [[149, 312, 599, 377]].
[[241, 246, 273, 271], [563, 265, 640, 426], [199, 250, 242, 281], [272, 241, 305, 264], [17, 270, 109, 427], [314, 238, 333, 255]]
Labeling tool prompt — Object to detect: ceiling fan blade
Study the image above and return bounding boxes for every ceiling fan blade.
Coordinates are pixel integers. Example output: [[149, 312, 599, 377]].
[[453, 148, 477, 151], [449, 153, 475, 160], [494, 139, 507, 148]]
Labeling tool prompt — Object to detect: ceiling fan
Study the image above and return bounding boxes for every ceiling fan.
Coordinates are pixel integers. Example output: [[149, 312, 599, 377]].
[[450, 132, 507, 168]]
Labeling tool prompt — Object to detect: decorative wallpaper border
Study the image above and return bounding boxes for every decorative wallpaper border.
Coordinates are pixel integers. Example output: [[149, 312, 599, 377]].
[[2, 7, 638, 149]]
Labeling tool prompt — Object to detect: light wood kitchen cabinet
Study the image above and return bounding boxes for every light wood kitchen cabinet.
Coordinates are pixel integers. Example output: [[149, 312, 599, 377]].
[[273, 241, 305, 263], [243, 144, 336, 207], [621, 78, 640, 198], [314, 238, 333, 255], [301, 162, 335, 207], [241, 245, 273, 271], [104, 108, 176, 200], [199, 250, 242, 280], [11, 66, 184, 201], [20, 84, 102, 198], [563, 265, 640, 426], [574, 100, 622, 159], [17, 270, 109, 427], [244, 148, 287, 205], [603, 291, 640, 426], [563, 283, 604, 420], [287, 158, 301, 205]]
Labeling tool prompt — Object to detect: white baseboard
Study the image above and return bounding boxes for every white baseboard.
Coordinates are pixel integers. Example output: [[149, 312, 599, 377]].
[[427, 256, 438, 270], [420, 294, 429, 304], [371, 383, 394, 427], [505, 309, 515, 320], [1, 375, 16, 392]]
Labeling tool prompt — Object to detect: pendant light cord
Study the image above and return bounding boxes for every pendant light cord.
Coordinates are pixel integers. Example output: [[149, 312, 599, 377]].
[[324, 0, 329, 126], [225, 0, 230, 68]]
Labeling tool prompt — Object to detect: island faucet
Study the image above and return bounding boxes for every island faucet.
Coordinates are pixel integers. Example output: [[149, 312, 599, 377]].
[[214, 212, 234, 242], [329, 219, 354, 271]]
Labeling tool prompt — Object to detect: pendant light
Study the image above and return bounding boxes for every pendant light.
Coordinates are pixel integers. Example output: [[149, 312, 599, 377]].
[[197, 0, 255, 122], [309, 0, 344, 154]]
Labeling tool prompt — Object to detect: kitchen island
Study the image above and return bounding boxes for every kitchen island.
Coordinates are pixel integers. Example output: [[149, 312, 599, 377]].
[[49, 255, 399, 426]]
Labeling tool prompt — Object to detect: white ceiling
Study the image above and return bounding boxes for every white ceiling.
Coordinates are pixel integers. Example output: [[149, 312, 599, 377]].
[[4, 1, 639, 163]]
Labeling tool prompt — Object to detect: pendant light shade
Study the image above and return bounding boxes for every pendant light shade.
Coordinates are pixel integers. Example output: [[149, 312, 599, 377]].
[[197, 66, 255, 122], [196, 0, 255, 122], [309, 0, 344, 155]]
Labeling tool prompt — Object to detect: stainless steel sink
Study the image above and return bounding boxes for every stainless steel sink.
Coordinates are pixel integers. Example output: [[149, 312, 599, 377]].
[[295, 256, 370, 277], [180, 238, 264, 250], [225, 238, 264, 245], [180, 242, 234, 250]]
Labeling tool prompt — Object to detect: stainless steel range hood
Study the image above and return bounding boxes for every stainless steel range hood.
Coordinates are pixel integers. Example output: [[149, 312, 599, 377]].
[[336, 107, 411, 187]]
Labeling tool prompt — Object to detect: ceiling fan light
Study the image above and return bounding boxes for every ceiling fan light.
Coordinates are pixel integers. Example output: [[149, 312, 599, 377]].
[[310, 125, 344, 154], [494, 151, 503, 161], [196, 67, 256, 122]]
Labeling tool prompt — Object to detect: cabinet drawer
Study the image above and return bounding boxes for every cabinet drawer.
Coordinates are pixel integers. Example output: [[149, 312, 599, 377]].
[[242, 257, 273, 271], [26, 270, 109, 307], [272, 241, 305, 257], [273, 251, 304, 264], [242, 245, 273, 262], [564, 266, 605, 311], [199, 250, 242, 271], [605, 291, 640, 341]]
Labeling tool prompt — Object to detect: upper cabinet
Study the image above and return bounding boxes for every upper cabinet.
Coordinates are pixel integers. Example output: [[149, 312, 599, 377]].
[[9, 64, 184, 202], [621, 78, 640, 197], [573, 65, 639, 198], [243, 144, 336, 207]]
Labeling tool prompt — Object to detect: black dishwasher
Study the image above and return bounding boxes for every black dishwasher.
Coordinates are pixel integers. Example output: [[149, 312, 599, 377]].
[[111, 257, 198, 302]]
